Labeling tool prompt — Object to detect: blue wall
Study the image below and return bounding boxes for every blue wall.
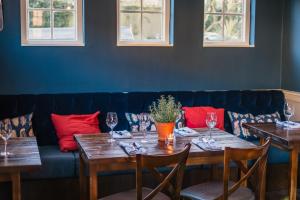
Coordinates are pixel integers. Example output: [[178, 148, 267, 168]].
[[282, 0, 300, 92], [0, 0, 284, 94]]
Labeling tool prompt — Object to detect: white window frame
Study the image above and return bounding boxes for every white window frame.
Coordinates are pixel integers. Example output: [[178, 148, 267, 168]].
[[21, 0, 84, 46], [203, 0, 251, 48], [117, 0, 172, 47]]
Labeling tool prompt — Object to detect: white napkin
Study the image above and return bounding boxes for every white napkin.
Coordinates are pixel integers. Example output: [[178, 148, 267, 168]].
[[192, 138, 222, 151], [276, 121, 300, 129], [119, 141, 146, 156], [112, 130, 132, 139], [174, 127, 199, 137]]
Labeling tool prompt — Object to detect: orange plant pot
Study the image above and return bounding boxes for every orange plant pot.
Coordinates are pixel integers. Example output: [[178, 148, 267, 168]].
[[155, 122, 175, 142]]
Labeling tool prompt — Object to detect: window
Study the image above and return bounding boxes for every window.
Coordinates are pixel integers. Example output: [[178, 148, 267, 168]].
[[117, 0, 173, 46], [21, 0, 84, 46], [203, 0, 251, 47]]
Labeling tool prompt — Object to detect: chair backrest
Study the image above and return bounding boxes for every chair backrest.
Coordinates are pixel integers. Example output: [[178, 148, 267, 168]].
[[220, 138, 271, 200], [135, 143, 191, 200]]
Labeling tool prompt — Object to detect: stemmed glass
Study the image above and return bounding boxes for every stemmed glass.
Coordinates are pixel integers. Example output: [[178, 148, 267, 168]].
[[0, 121, 13, 157], [139, 114, 150, 143], [284, 102, 295, 123], [106, 112, 118, 143], [206, 112, 217, 142]]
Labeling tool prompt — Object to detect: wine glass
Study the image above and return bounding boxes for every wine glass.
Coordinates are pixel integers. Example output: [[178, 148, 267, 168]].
[[0, 121, 13, 157], [139, 114, 150, 143], [106, 112, 118, 143], [284, 102, 295, 123], [206, 112, 217, 142]]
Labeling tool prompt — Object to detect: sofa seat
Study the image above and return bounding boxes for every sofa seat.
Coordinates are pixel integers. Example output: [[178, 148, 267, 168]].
[[23, 146, 76, 179], [249, 140, 290, 164]]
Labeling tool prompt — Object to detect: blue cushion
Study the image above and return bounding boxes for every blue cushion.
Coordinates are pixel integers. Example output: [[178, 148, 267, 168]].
[[22, 146, 76, 179]]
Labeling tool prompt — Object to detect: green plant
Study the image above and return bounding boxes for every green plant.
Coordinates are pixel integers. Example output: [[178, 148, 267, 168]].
[[149, 95, 182, 123]]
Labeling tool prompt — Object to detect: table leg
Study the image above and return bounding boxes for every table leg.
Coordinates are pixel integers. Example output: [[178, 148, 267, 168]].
[[11, 172, 21, 200], [80, 154, 87, 200], [259, 137, 266, 200], [89, 166, 98, 200], [290, 149, 298, 200]]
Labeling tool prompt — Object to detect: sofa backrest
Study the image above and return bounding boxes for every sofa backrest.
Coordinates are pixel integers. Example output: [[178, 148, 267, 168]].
[[0, 90, 285, 146]]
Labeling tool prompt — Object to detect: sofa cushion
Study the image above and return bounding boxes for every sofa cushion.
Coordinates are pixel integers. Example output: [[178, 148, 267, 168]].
[[22, 146, 76, 179], [125, 113, 156, 132], [183, 107, 225, 130], [51, 112, 101, 152], [255, 112, 281, 123], [1, 113, 34, 137], [227, 111, 256, 139]]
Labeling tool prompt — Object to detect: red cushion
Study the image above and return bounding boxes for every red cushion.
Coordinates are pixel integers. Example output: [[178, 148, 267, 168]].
[[51, 111, 100, 152], [182, 107, 225, 130]]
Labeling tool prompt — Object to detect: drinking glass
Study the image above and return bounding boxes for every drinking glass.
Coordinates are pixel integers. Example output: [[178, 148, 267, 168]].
[[0, 122, 13, 157], [106, 112, 118, 143], [284, 102, 295, 122], [139, 114, 150, 143], [206, 112, 217, 141]]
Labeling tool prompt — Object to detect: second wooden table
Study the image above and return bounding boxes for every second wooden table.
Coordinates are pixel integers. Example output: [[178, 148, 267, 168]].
[[75, 129, 256, 200]]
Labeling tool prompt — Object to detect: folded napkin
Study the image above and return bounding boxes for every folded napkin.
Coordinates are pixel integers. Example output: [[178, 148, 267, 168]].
[[119, 141, 146, 156], [276, 121, 300, 129], [112, 130, 132, 139], [174, 127, 199, 137], [192, 138, 222, 151]]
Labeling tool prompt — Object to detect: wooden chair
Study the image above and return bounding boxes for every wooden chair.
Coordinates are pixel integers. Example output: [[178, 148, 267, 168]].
[[100, 143, 191, 200], [181, 139, 271, 200]]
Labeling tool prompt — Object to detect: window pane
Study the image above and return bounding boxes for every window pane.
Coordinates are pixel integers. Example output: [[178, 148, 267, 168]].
[[204, 0, 223, 13], [224, 0, 243, 14], [28, 10, 51, 40], [142, 0, 163, 12], [29, 0, 51, 8], [204, 14, 223, 41], [142, 13, 163, 40], [224, 15, 243, 41], [53, 0, 76, 9], [53, 11, 76, 39], [120, 13, 141, 40], [120, 0, 141, 11]]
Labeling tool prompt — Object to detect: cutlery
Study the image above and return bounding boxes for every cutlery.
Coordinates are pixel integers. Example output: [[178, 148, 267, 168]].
[[115, 131, 123, 136]]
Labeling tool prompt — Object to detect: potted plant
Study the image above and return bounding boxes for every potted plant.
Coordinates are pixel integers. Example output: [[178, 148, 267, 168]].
[[149, 95, 181, 142]]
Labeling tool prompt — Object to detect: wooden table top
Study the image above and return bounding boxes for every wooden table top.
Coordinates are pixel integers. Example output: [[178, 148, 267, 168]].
[[74, 128, 256, 165], [243, 123, 300, 149], [0, 137, 41, 172]]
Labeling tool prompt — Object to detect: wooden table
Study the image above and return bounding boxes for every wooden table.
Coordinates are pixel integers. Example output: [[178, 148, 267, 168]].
[[0, 137, 41, 200], [75, 129, 257, 200], [243, 123, 300, 200]]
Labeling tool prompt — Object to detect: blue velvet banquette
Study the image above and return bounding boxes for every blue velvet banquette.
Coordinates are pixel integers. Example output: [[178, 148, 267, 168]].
[[0, 90, 288, 179]]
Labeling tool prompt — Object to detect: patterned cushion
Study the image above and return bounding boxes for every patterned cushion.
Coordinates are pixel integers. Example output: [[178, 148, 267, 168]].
[[125, 111, 186, 132], [125, 113, 156, 132], [255, 112, 281, 123], [227, 111, 256, 139], [175, 110, 186, 129], [1, 113, 34, 138]]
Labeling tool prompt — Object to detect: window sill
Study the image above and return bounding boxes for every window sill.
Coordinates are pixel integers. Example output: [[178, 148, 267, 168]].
[[21, 41, 85, 47], [117, 41, 173, 47], [203, 42, 255, 48]]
